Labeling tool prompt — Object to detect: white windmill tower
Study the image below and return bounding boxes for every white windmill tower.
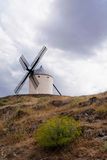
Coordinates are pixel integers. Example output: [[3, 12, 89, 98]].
[[29, 65, 54, 94], [14, 46, 61, 95]]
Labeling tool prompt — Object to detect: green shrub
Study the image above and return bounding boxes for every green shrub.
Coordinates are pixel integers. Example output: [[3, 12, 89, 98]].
[[34, 116, 81, 148]]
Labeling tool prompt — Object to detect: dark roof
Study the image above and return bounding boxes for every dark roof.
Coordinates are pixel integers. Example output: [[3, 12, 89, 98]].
[[34, 66, 52, 76]]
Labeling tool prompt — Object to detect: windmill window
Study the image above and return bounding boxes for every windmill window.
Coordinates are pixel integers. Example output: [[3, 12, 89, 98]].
[[38, 76, 40, 78]]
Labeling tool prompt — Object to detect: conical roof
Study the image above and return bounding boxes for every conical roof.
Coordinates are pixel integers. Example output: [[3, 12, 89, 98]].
[[34, 66, 52, 77]]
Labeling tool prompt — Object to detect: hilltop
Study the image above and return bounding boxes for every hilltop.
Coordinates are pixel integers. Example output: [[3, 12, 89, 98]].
[[0, 93, 107, 160]]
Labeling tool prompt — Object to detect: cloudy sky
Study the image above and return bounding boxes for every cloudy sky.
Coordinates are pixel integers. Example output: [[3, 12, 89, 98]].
[[0, 0, 107, 97]]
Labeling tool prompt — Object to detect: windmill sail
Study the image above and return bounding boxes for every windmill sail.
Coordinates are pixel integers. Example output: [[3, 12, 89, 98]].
[[14, 46, 62, 96], [29, 73, 39, 89], [14, 46, 47, 94], [31, 46, 47, 70], [14, 72, 30, 94]]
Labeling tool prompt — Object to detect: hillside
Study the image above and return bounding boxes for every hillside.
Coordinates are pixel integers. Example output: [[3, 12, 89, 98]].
[[0, 93, 107, 160]]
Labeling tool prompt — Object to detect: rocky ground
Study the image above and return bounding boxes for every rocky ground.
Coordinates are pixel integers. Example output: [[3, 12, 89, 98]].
[[0, 93, 107, 160]]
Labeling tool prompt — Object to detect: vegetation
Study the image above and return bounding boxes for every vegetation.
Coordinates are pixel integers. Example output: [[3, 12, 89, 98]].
[[96, 105, 107, 113], [0, 94, 107, 159], [0, 99, 8, 106], [0, 121, 4, 134], [35, 116, 81, 148], [6, 130, 26, 144], [103, 141, 107, 152]]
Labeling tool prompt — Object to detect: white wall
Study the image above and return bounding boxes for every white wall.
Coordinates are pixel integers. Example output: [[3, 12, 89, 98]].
[[29, 74, 53, 94]]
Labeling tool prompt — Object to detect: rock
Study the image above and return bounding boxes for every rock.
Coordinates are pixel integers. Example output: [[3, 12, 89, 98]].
[[79, 97, 98, 107], [83, 108, 95, 115], [79, 101, 88, 107], [14, 110, 29, 119], [78, 96, 107, 107], [0, 129, 6, 137], [74, 108, 95, 121], [81, 126, 96, 138], [101, 136, 107, 141], [97, 129, 107, 138], [50, 99, 70, 107], [25, 123, 37, 134], [95, 111, 107, 120], [0, 105, 15, 117], [60, 111, 73, 116], [84, 128, 94, 138], [32, 104, 46, 110], [97, 97, 107, 105], [89, 97, 98, 104]]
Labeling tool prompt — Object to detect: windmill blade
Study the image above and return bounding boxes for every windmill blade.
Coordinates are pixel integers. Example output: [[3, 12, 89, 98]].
[[53, 84, 62, 96], [14, 72, 30, 94], [19, 55, 30, 70], [31, 46, 47, 70], [29, 73, 39, 90]]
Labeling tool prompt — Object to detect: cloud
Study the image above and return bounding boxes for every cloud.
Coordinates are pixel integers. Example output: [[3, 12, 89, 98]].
[[0, 0, 52, 96], [41, 45, 107, 96], [0, 0, 107, 97], [39, 0, 107, 57]]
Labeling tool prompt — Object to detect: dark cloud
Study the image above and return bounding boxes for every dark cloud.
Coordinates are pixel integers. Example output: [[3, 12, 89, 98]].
[[0, 59, 28, 97], [1, 0, 107, 97], [39, 0, 107, 57], [0, 68, 14, 97]]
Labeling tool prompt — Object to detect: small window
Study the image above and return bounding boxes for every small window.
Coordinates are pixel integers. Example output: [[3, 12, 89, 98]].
[[47, 76, 49, 78], [38, 76, 40, 78]]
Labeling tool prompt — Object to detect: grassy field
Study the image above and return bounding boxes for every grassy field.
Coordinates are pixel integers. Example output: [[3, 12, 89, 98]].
[[0, 93, 107, 159]]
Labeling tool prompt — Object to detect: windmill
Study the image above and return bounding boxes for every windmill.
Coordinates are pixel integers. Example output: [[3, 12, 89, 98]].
[[14, 46, 61, 95]]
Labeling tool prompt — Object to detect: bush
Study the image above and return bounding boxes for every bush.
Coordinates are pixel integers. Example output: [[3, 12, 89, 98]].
[[34, 116, 81, 148]]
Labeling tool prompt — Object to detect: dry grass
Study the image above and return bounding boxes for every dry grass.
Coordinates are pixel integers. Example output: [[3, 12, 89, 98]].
[[0, 94, 107, 160], [102, 141, 107, 152], [0, 121, 4, 133], [96, 104, 107, 113]]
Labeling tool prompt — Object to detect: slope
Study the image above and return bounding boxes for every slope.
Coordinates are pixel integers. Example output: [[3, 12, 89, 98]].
[[0, 93, 107, 160]]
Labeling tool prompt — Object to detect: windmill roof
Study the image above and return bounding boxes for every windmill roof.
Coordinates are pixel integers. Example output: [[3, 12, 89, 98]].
[[34, 66, 52, 77]]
